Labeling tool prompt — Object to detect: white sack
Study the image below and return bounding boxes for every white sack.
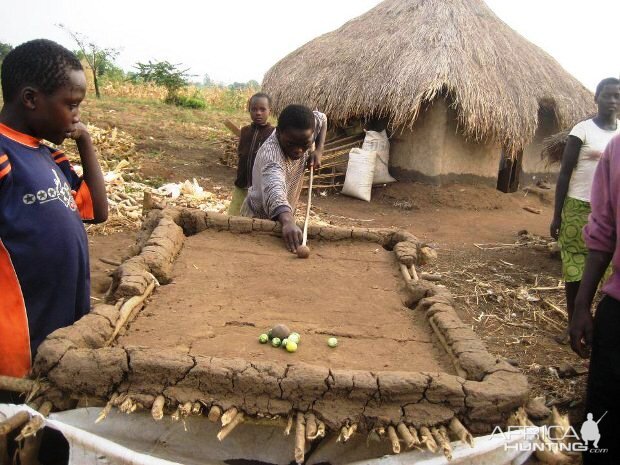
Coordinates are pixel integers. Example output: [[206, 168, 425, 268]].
[[341, 148, 377, 202], [362, 130, 396, 184]]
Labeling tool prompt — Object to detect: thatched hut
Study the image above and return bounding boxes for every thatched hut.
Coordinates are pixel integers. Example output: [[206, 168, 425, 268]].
[[262, 0, 595, 190]]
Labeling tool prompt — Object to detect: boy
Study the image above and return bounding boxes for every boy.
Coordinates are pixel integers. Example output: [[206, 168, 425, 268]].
[[240, 104, 327, 253], [571, 125, 620, 465], [0, 39, 108, 378], [227, 93, 274, 216]]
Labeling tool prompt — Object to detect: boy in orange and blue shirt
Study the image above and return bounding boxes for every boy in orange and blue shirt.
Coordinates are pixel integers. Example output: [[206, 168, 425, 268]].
[[0, 39, 108, 378]]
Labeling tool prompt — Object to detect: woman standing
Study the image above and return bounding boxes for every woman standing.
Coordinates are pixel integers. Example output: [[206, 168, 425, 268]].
[[551, 77, 620, 343]]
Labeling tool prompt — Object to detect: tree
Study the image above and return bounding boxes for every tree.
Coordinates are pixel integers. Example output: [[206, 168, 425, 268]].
[[0, 41, 12, 63], [203, 73, 213, 87], [58, 24, 119, 98], [131, 60, 191, 102]]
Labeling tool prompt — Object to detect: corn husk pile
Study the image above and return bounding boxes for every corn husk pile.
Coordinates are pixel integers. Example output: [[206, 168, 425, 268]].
[[61, 124, 229, 234], [215, 133, 239, 168]]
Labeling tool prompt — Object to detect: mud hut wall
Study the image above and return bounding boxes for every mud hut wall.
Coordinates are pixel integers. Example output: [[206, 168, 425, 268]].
[[389, 100, 498, 186], [521, 108, 560, 184]]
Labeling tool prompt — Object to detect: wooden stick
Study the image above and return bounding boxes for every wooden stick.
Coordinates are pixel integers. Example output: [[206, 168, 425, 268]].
[[301, 165, 314, 248], [221, 407, 238, 427], [397, 423, 416, 449], [208, 405, 222, 423], [151, 395, 165, 421], [223, 120, 241, 137], [96, 393, 119, 424], [449, 417, 474, 447], [0, 412, 30, 435], [106, 279, 157, 345], [387, 425, 401, 454], [419, 426, 438, 453], [99, 257, 121, 267], [217, 412, 244, 441], [305, 413, 318, 440], [294, 412, 306, 464]]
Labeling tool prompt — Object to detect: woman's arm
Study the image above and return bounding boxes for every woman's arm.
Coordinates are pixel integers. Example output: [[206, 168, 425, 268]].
[[550, 135, 582, 238]]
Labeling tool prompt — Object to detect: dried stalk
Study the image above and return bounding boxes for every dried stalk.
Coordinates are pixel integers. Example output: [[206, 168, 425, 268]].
[[96, 393, 119, 424], [0, 412, 30, 435], [191, 402, 202, 416], [305, 413, 318, 440], [399, 263, 412, 282], [419, 426, 438, 453], [407, 426, 421, 448], [0, 376, 36, 394], [217, 412, 244, 441], [432, 426, 453, 460], [221, 407, 238, 427], [397, 423, 416, 449], [151, 395, 165, 421], [315, 420, 326, 439], [119, 397, 137, 414], [284, 413, 294, 436], [387, 425, 401, 454], [106, 279, 157, 345], [207, 405, 222, 423], [294, 413, 306, 464], [449, 417, 474, 447]]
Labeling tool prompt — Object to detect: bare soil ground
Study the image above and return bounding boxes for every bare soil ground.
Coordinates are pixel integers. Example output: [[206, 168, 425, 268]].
[[116, 229, 455, 374], [82, 97, 582, 425]]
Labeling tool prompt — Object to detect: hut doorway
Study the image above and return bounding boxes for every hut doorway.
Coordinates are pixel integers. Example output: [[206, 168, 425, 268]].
[[496, 150, 523, 193]]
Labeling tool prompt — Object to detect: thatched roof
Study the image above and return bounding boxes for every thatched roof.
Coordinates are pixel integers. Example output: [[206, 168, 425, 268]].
[[262, 0, 595, 154]]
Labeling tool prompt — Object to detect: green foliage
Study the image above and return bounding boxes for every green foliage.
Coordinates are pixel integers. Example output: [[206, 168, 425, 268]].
[[167, 94, 207, 109], [228, 80, 260, 91], [0, 41, 12, 63], [74, 49, 124, 80], [131, 60, 191, 101]]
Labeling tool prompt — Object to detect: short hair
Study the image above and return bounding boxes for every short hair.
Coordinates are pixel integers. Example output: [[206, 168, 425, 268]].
[[278, 104, 314, 132], [248, 92, 272, 109], [594, 77, 620, 100], [1, 39, 83, 102]]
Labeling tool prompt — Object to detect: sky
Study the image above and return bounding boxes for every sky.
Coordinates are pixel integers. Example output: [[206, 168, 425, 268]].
[[1, 0, 618, 91]]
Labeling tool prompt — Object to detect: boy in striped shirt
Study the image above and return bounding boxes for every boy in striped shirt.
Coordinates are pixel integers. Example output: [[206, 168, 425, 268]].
[[241, 104, 326, 252]]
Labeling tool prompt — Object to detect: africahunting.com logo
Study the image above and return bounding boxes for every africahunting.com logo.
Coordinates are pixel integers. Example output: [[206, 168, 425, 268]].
[[491, 411, 608, 455]]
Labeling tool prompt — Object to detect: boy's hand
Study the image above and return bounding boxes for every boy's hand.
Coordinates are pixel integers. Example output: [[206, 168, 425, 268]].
[[282, 221, 302, 253], [67, 122, 90, 142], [309, 150, 322, 169], [570, 305, 593, 358]]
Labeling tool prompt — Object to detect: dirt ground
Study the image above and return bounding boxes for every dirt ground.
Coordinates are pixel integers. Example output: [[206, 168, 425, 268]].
[[82, 97, 583, 428], [116, 229, 455, 374]]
